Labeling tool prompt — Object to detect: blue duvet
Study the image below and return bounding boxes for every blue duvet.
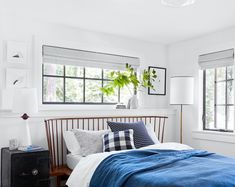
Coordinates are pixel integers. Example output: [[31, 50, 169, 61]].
[[90, 149, 235, 187]]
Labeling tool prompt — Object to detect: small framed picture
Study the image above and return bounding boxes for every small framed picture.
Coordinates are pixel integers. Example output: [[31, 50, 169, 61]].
[[148, 66, 166, 95], [7, 41, 28, 64], [6, 68, 29, 88]]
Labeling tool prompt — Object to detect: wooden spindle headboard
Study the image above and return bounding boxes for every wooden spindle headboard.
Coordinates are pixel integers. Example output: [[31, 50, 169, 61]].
[[44, 115, 168, 176]]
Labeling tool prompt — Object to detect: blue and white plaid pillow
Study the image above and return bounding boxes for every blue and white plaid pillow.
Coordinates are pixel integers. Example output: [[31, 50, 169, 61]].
[[103, 129, 135, 152]]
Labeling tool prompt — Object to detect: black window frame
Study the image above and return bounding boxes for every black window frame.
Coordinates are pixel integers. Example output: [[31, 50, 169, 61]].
[[42, 64, 121, 105], [203, 66, 234, 132]]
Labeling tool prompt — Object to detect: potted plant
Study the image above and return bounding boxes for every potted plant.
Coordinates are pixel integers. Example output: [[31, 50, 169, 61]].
[[101, 64, 157, 109]]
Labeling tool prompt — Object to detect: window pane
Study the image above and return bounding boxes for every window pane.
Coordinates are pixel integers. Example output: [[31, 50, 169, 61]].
[[227, 66, 233, 79], [103, 81, 118, 103], [227, 106, 234, 131], [216, 67, 226, 81], [103, 69, 116, 79], [120, 85, 133, 105], [216, 106, 226, 130], [65, 78, 83, 102], [43, 77, 63, 102], [66, 65, 83, 77], [216, 82, 225, 104], [227, 80, 234, 104], [43, 63, 63, 76], [85, 80, 102, 102], [205, 69, 215, 129], [85, 67, 102, 79]]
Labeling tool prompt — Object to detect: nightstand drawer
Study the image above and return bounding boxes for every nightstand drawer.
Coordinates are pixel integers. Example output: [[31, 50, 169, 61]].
[[11, 153, 49, 180]]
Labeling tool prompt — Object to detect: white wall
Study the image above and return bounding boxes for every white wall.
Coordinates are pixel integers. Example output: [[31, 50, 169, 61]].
[[168, 27, 235, 157], [0, 15, 173, 183], [0, 16, 168, 109]]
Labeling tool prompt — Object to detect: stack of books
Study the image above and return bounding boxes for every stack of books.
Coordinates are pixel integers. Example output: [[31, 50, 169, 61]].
[[18, 145, 44, 152]]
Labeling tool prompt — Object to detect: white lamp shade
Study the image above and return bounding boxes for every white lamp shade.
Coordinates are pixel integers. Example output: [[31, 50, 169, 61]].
[[12, 88, 38, 114], [170, 76, 194, 105]]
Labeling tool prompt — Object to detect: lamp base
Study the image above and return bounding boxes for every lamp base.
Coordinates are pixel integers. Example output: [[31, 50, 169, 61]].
[[21, 113, 29, 120]]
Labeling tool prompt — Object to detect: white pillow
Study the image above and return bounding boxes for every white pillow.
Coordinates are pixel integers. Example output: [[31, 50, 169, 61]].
[[146, 123, 160, 144], [72, 129, 110, 157], [63, 131, 81, 155]]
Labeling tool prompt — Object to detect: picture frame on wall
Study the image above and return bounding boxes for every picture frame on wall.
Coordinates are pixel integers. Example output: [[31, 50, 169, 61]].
[[148, 66, 166, 95], [7, 41, 28, 65], [6, 68, 29, 88]]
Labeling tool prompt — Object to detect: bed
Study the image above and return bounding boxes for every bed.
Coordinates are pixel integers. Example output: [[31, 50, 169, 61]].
[[45, 115, 235, 187], [44, 115, 167, 187]]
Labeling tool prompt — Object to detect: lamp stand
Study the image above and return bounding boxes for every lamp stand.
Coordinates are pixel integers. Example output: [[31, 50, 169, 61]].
[[21, 113, 32, 146], [180, 104, 183, 144]]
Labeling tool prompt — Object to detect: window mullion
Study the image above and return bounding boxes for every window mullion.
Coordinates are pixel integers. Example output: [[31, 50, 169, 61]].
[[214, 69, 217, 129], [101, 69, 104, 103], [225, 67, 228, 130], [83, 68, 86, 103], [63, 66, 66, 103], [203, 70, 206, 130]]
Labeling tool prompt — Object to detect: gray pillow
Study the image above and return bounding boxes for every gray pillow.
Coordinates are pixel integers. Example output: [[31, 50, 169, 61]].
[[72, 129, 110, 156], [107, 121, 154, 148]]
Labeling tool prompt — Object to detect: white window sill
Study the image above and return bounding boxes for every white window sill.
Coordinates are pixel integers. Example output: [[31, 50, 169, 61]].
[[0, 108, 176, 118], [192, 130, 235, 144]]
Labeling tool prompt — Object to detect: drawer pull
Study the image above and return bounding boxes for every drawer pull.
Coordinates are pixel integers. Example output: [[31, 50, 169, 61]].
[[32, 169, 39, 176], [19, 172, 30, 176]]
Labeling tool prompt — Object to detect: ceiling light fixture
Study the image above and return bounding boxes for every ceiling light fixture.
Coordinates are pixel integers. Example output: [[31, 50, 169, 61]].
[[161, 0, 195, 7]]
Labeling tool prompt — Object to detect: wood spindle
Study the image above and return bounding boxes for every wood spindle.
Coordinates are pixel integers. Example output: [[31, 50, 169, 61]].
[[61, 120, 64, 166], [161, 118, 166, 143], [51, 120, 56, 168], [56, 120, 59, 166], [158, 118, 161, 140]]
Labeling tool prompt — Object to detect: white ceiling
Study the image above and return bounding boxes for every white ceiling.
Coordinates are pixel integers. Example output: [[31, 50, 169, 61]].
[[2, 0, 235, 44]]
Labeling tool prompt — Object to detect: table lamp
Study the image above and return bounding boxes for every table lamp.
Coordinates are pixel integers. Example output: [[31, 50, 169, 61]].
[[12, 88, 38, 146], [170, 76, 194, 143]]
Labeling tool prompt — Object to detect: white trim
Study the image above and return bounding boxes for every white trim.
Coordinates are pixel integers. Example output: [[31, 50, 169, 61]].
[[33, 36, 143, 111], [196, 41, 235, 132], [0, 108, 176, 118], [192, 130, 235, 144]]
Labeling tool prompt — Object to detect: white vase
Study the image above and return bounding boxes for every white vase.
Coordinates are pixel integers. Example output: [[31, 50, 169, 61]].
[[127, 95, 138, 109]]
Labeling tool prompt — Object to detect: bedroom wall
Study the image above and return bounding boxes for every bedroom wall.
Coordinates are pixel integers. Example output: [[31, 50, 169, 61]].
[[168, 26, 235, 157], [0, 15, 175, 182]]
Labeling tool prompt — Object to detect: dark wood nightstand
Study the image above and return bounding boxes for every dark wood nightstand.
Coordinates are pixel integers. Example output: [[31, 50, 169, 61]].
[[1, 147, 50, 187]]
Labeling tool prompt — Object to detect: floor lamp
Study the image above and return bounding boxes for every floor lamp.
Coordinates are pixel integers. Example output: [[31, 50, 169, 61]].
[[12, 88, 38, 146], [170, 76, 194, 144]]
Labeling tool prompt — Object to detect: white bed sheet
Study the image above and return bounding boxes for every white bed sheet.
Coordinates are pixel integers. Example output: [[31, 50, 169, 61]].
[[67, 154, 83, 170], [66, 143, 192, 187]]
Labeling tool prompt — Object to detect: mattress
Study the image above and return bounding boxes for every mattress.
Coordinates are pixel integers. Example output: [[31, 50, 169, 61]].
[[66, 154, 82, 170]]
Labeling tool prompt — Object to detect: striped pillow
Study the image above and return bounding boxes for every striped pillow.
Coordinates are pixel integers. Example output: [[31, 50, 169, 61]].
[[107, 121, 154, 148], [103, 129, 135, 152]]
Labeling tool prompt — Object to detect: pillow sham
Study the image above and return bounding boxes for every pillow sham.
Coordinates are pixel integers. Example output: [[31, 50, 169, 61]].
[[103, 129, 135, 152], [63, 131, 81, 155], [146, 123, 160, 144], [107, 121, 154, 148], [72, 129, 110, 157]]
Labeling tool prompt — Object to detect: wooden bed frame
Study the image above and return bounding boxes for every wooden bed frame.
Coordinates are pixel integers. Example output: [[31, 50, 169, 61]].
[[44, 115, 168, 187]]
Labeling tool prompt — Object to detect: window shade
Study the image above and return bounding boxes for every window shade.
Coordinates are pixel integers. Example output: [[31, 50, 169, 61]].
[[42, 45, 140, 70], [198, 49, 234, 69]]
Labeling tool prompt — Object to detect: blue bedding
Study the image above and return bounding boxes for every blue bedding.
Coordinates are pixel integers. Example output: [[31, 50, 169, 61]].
[[90, 149, 235, 187]]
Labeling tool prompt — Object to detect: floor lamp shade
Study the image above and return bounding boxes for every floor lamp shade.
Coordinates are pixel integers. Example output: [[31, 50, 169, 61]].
[[170, 76, 194, 144], [170, 76, 194, 105]]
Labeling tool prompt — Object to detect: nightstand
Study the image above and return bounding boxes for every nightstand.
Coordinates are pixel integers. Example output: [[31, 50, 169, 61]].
[[1, 147, 50, 187]]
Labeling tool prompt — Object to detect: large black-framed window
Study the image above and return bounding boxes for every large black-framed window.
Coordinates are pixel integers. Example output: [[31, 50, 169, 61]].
[[42, 63, 132, 105], [203, 66, 234, 132]]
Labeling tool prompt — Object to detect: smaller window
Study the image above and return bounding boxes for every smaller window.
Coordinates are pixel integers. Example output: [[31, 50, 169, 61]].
[[203, 66, 234, 132]]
